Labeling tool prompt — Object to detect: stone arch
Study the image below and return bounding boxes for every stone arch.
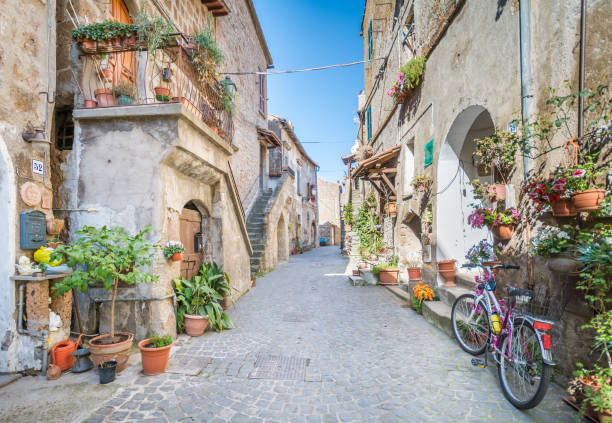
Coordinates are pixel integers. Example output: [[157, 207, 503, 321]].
[[0, 136, 17, 371], [435, 105, 495, 262], [276, 213, 288, 263]]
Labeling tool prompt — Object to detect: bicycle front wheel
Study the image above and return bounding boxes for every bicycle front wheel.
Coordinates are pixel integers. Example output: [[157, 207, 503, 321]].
[[498, 317, 551, 409], [451, 293, 490, 355]]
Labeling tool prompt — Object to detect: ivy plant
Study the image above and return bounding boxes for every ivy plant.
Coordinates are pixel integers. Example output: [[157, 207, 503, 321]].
[[354, 193, 383, 257], [50, 225, 159, 340]]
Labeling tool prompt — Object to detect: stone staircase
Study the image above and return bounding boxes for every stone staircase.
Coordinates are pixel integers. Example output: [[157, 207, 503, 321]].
[[247, 189, 273, 273], [421, 272, 476, 337]]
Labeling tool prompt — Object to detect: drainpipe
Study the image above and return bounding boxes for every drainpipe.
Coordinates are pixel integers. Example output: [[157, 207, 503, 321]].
[[519, 0, 533, 181], [578, 0, 586, 138]]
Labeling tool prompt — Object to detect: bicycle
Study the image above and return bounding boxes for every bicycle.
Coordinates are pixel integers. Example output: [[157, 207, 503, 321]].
[[450, 263, 556, 409]]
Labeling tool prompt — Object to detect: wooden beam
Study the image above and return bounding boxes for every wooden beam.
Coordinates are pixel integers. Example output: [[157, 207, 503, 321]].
[[380, 173, 397, 195], [366, 178, 385, 196], [368, 167, 397, 174]]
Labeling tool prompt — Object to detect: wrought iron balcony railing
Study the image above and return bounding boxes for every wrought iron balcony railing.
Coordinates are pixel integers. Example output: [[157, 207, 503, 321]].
[[76, 34, 234, 144]]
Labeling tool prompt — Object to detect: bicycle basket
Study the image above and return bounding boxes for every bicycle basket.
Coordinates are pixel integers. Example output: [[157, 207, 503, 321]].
[[507, 285, 565, 322]]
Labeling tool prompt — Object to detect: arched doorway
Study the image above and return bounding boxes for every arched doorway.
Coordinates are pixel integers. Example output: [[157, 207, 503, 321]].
[[276, 214, 288, 263], [436, 106, 495, 262], [179, 202, 210, 280], [310, 222, 316, 247]]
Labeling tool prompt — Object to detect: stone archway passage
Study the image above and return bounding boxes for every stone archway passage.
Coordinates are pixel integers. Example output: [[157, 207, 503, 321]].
[[276, 214, 288, 264], [436, 106, 494, 262], [180, 207, 203, 280]]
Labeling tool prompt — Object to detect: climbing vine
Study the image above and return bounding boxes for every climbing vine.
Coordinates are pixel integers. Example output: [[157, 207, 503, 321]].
[[354, 193, 383, 257]]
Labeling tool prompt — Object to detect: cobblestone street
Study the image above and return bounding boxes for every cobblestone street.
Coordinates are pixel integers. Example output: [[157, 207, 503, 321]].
[[72, 246, 575, 423]]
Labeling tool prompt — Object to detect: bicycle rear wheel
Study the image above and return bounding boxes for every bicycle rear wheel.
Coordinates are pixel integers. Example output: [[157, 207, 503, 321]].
[[451, 293, 490, 355], [498, 318, 551, 409]]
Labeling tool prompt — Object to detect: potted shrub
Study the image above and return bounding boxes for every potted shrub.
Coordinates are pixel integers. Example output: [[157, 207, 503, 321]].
[[437, 259, 457, 287], [411, 175, 433, 192], [387, 56, 426, 104], [199, 261, 233, 312], [174, 261, 234, 336], [373, 256, 399, 285], [566, 155, 607, 212], [523, 165, 576, 216], [111, 82, 136, 106], [343, 202, 354, 231], [467, 207, 521, 241], [50, 225, 159, 373], [136, 9, 173, 56], [529, 225, 583, 274], [138, 333, 173, 376], [163, 241, 184, 262], [404, 253, 422, 281]]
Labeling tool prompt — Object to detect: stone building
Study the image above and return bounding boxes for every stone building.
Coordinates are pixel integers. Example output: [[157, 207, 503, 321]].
[[348, 0, 611, 380], [317, 178, 341, 246], [247, 115, 319, 272], [0, 0, 276, 372]]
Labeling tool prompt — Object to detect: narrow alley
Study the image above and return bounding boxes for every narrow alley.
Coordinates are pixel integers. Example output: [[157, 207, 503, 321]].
[[1, 247, 576, 423]]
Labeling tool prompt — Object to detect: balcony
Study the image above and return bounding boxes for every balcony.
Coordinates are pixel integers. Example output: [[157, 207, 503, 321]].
[[76, 34, 234, 144]]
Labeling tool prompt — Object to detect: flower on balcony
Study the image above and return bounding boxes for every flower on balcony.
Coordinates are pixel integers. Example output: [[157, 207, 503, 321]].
[[523, 165, 571, 209], [468, 208, 520, 229], [386, 56, 427, 104], [572, 169, 586, 178]]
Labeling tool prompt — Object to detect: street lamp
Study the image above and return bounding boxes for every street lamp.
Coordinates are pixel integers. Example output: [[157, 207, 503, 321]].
[[224, 76, 237, 97]]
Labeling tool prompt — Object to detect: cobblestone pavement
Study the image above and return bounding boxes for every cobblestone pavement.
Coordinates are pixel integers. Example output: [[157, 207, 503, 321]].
[[84, 247, 578, 423]]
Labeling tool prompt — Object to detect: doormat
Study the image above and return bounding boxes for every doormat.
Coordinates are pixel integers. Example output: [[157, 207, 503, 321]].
[[249, 354, 309, 380]]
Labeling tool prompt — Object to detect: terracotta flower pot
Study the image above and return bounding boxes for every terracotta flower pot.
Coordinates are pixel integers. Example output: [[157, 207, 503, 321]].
[[482, 260, 502, 275], [99, 68, 113, 81], [154, 86, 170, 102], [112, 36, 122, 48], [378, 268, 399, 285], [184, 314, 209, 336], [437, 259, 457, 287], [80, 38, 97, 53], [46, 218, 65, 235], [547, 253, 582, 274], [84, 99, 97, 109], [408, 267, 422, 281], [88, 332, 134, 373], [492, 224, 514, 241], [138, 338, 172, 376], [551, 198, 577, 216], [251, 277, 256, 287], [94, 88, 116, 108], [571, 189, 605, 212], [171, 252, 182, 262], [352, 269, 360, 276], [98, 39, 112, 51], [385, 202, 397, 217], [46, 364, 61, 380]]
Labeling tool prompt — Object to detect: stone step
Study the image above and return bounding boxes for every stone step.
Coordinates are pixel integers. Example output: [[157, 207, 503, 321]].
[[383, 285, 412, 305], [348, 275, 369, 286], [437, 286, 473, 308], [422, 300, 453, 338]]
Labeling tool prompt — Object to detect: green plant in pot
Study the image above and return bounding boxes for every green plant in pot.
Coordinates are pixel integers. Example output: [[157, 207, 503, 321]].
[[373, 256, 399, 285], [51, 225, 159, 373], [199, 261, 233, 310], [111, 82, 136, 105], [343, 202, 354, 229], [138, 333, 173, 376], [191, 19, 223, 81]]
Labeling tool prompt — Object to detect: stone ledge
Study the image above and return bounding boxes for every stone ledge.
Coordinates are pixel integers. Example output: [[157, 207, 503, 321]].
[[422, 300, 453, 338]]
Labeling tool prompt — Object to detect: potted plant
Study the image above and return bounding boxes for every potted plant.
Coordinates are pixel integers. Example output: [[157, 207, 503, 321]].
[[412, 281, 434, 314], [404, 253, 422, 281], [473, 130, 518, 187], [523, 165, 576, 216], [190, 23, 223, 81], [411, 175, 433, 192], [174, 261, 234, 336], [465, 239, 500, 270], [154, 86, 171, 102], [566, 154, 608, 212], [387, 56, 426, 104], [343, 202, 354, 231], [467, 207, 521, 241], [136, 9, 173, 56], [163, 241, 184, 262], [138, 333, 173, 376], [199, 261, 233, 312], [47, 238, 62, 249], [94, 87, 116, 108], [437, 259, 457, 287], [384, 201, 397, 217], [98, 360, 118, 384], [111, 82, 136, 106], [373, 256, 399, 285], [50, 225, 159, 373], [529, 225, 582, 274], [84, 99, 97, 109]]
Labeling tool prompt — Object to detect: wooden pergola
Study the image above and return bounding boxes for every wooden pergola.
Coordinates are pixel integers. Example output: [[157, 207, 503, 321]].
[[352, 144, 401, 202]]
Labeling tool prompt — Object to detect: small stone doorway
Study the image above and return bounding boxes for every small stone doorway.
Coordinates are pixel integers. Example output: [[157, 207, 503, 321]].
[[180, 206, 203, 280]]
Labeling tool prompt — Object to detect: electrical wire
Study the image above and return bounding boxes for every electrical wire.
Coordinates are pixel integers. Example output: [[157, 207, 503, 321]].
[[222, 58, 386, 76]]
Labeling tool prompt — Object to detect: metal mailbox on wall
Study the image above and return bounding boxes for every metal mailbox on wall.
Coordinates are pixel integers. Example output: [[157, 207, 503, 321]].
[[20, 210, 46, 249]]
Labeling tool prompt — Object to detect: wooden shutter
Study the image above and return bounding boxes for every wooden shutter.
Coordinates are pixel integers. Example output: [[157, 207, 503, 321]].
[[366, 106, 372, 140], [110, 0, 136, 85], [259, 73, 267, 115], [368, 18, 373, 60]]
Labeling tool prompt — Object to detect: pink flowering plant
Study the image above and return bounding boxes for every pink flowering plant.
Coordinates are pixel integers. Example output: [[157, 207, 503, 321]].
[[565, 154, 607, 193], [386, 56, 426, 104], [468, 208, 521, 229], [523, 165, 570, 209]]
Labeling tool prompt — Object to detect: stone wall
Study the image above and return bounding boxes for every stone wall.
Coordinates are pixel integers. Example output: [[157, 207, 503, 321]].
[[317, 178, 340, 246]]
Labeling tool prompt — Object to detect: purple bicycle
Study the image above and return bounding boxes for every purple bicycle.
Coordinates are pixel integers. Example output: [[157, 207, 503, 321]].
[[450, 263, 555, 409]]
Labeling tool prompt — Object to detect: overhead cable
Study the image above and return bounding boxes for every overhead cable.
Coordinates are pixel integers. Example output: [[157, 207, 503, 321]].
[[222, 57, 386, 76]]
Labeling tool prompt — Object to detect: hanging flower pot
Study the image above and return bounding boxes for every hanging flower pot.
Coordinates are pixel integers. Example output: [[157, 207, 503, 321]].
[[171, 252, 182, 262], [408, 267, 421, 281], [551, 198, 577, 216], [80, 38, 97, 53], [492, 224, 514, 241], [571, 189, 605, 212], [154, 87, 170, 102]]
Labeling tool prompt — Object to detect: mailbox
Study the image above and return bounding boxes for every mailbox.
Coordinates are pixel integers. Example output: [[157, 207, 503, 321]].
[[20, 210, 47, 249]]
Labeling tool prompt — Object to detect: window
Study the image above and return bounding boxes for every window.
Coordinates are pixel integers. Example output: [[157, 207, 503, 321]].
[[366, 106, 372, 141], [55, 109, 74, 150], [258, 73, 267, 115], [367, 18, 374, 60]]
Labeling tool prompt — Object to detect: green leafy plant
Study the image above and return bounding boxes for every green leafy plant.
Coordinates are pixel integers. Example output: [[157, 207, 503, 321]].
[[199, 261, 231, 299], [136, 7, 173, 56], [529, 225, 578, 257], [191, 18, 223, 80], [220, 77, 235, 113], [387, 57, 427, 103], [147, 333, 173, 348], [473, 130, 519, 181], [343, 202, 354, 226], [565, 153, 608, 193], [372, 256, 399, 275], [111, 82, 136, 98], [50, 226, 159, 340], [411, 175, 433, 191], [162, 241, 184, 258], [354, 193, 383, 257]]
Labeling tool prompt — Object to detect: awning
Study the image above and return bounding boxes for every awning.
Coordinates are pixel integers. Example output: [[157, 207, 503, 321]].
[[351, 144, 401, 199], [351, 144, 400, 178], [257, 127, 282, 147]]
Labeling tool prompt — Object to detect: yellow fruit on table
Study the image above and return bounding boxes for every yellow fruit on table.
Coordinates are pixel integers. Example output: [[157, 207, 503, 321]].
[[33, 246, 64, 267]]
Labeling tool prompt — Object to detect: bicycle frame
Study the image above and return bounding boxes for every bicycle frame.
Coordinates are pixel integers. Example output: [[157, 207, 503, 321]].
[[464, 266, 555, 366]]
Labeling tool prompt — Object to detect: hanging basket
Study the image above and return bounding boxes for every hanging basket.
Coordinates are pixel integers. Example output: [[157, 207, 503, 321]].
[[551, 198, 577, 217], [571, 189, 605, 212]]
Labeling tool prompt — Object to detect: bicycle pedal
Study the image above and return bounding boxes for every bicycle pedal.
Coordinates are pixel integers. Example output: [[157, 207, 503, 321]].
[[471, 358, 487, 368]]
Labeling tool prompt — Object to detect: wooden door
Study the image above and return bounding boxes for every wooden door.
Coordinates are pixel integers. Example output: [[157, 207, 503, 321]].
[[110, 0, 136, 85], [180, 208, 203, 280]]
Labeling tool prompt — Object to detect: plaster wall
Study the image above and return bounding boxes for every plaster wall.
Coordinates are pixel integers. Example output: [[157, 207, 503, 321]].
[[317, 178, 340, 228]]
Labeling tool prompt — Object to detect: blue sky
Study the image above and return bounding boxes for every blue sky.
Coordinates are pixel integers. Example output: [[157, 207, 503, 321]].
[[252, 0, 364, 185]]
